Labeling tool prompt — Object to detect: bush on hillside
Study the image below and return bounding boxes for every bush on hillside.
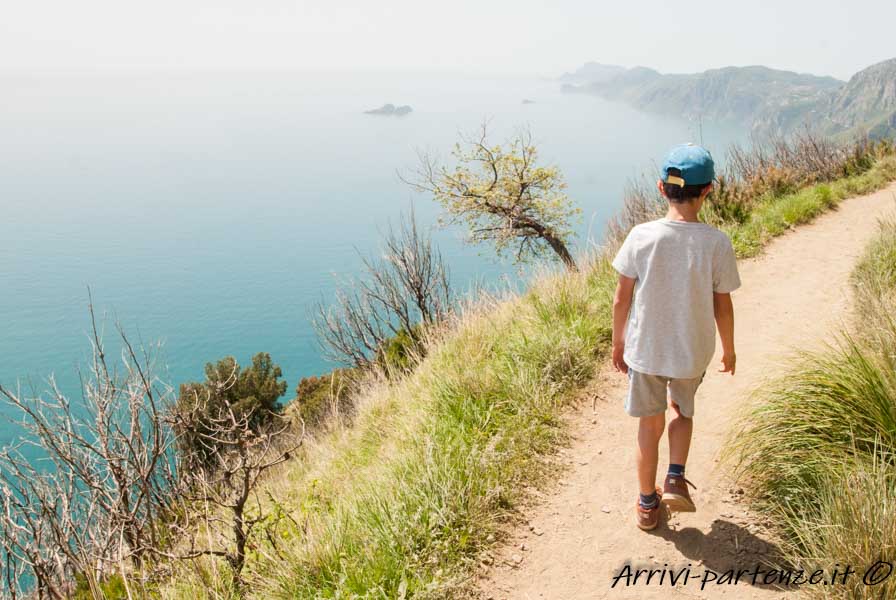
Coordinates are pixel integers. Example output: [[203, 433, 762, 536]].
[[376, 325, 424, 374], [0, 308, 186, 599], [72, 573, 127, 600], [175, 352, 288, 466], [293, 368, 356, 426]]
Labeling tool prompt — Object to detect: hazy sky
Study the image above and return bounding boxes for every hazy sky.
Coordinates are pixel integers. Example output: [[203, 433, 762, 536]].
[[2, 0, 894, 79]]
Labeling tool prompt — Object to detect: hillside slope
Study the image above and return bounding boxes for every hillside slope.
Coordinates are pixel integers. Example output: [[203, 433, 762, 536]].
[[479, 181, 896, 599], [815, 57, 896, 139], [146, 145, 896, 598], [562, 64, 840, 127], [563, 58, 896, 140]]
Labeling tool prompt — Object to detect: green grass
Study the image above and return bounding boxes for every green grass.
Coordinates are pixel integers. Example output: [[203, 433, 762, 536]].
[[264, 262, 617, 598], [724, 154, 896, 257], [852, 217, 896, 315], [154, 150, 896, 599], [779, 457, 896, 599], [728, 215, 896, 599]]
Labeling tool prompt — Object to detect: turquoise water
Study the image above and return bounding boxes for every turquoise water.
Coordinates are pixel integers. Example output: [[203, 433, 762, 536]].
[[0, 70, 744, 442]]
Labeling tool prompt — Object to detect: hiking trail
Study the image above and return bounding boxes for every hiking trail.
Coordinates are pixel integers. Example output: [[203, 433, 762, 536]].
[[475, 183, 896, 600]]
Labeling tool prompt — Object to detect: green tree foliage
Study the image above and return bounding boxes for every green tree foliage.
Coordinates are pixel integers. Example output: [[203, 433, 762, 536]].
[[292, 368, 355, 426], [176, 352, 288, 466], [406, 123, 580, 269], [376, 326, 417, 373]]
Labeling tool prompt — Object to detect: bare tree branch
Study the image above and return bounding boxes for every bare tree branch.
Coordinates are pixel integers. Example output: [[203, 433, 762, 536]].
[[0, 301, 183, 598], [313, 207, 453, 370]]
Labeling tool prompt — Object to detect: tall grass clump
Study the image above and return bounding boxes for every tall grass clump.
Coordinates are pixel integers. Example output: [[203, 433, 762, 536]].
[[778, 458, 896, 599], [729, 217, 896, 599], [852, 217, 896, 344]]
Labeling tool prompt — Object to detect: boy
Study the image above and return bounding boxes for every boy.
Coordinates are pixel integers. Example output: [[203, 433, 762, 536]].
[[610, 144, 740, 531]]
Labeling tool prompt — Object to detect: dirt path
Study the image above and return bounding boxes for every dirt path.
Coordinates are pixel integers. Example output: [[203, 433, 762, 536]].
[[476, 183, 896, 600]]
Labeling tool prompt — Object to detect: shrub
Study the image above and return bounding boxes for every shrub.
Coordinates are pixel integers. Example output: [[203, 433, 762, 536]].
[[175, 352, 288, 466], [376, 326, 421, 374], [293, 368, 356, 426], [313, 209, 452, 370]]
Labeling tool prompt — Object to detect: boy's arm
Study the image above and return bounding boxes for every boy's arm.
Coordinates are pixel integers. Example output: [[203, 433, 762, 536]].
[[612, 274, 636, 373], [713, 292, 736, 375]]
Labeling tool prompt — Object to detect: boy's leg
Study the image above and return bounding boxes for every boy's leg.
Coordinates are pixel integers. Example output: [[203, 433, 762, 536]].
[[662, 374, 703, 512], [625, 370, 669, 495], [626, 369, 669, 530], [635, 412, 665, 530], [667, 400, 692, 467], [637, 413, 666, 495]]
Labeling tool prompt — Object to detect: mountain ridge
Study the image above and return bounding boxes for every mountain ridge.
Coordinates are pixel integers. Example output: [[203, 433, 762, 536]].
[[561, 59, 896, 140]]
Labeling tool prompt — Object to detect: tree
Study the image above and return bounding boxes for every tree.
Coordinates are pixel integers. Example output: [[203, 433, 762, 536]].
[[313, 208, 452, 369], [0, 305, 299, 599], [0, 301, 182, 599], [166, 393, 303, 596], [405, 122, 580, 270], [175, 353, 288, 468]]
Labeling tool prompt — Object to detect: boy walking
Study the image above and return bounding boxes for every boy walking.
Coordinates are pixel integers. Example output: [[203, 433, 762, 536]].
[[610, 144, 740, 531]]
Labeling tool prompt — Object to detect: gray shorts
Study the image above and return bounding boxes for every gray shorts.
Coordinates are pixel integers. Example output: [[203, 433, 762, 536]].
[[624, 368, 706, 418]]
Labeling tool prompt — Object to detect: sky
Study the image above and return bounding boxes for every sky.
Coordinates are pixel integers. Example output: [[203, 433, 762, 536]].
[[1, 0, 894, 79]]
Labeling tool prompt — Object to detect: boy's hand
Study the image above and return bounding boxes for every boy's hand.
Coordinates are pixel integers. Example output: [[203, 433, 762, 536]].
[[612, 343, 628, 373], [718, 352, 736, 375]]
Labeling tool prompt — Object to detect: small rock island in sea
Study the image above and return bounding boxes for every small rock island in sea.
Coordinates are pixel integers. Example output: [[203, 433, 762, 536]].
[[364, 103, 413, 116]]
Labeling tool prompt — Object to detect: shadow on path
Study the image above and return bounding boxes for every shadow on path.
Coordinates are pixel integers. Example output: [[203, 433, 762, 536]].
[[648, 517, 792, 592]]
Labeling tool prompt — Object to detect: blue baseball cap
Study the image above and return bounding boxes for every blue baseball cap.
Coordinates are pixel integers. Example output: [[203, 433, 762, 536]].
[[661, 143, 715, 187]]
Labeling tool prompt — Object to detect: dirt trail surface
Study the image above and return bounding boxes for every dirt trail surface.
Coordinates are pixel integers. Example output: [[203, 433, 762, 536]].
[[477, 184, 896, 600]]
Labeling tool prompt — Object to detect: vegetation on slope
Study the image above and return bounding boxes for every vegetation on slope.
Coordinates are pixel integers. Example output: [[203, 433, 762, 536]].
[[729, 216, 896, 599], [153, 137, 896, 599]]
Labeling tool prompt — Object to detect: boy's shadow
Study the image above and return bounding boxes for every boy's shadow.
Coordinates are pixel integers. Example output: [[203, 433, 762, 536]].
[[649, 518, 794, 592]]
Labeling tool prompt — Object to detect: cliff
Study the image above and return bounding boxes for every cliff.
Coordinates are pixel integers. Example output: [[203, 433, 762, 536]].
[[563, 58, 896, 140]]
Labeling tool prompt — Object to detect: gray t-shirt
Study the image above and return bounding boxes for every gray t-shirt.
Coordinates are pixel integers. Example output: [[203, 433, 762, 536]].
[[611, 218, 741, 379]]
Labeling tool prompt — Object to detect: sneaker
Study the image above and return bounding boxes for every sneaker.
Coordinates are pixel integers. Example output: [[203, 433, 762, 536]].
[[635, 487, 663, 531], [662, 474, 697, 512]]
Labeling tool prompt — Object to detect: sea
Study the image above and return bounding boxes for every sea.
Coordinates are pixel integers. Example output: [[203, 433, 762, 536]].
[[0, 70, 745, 445]]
